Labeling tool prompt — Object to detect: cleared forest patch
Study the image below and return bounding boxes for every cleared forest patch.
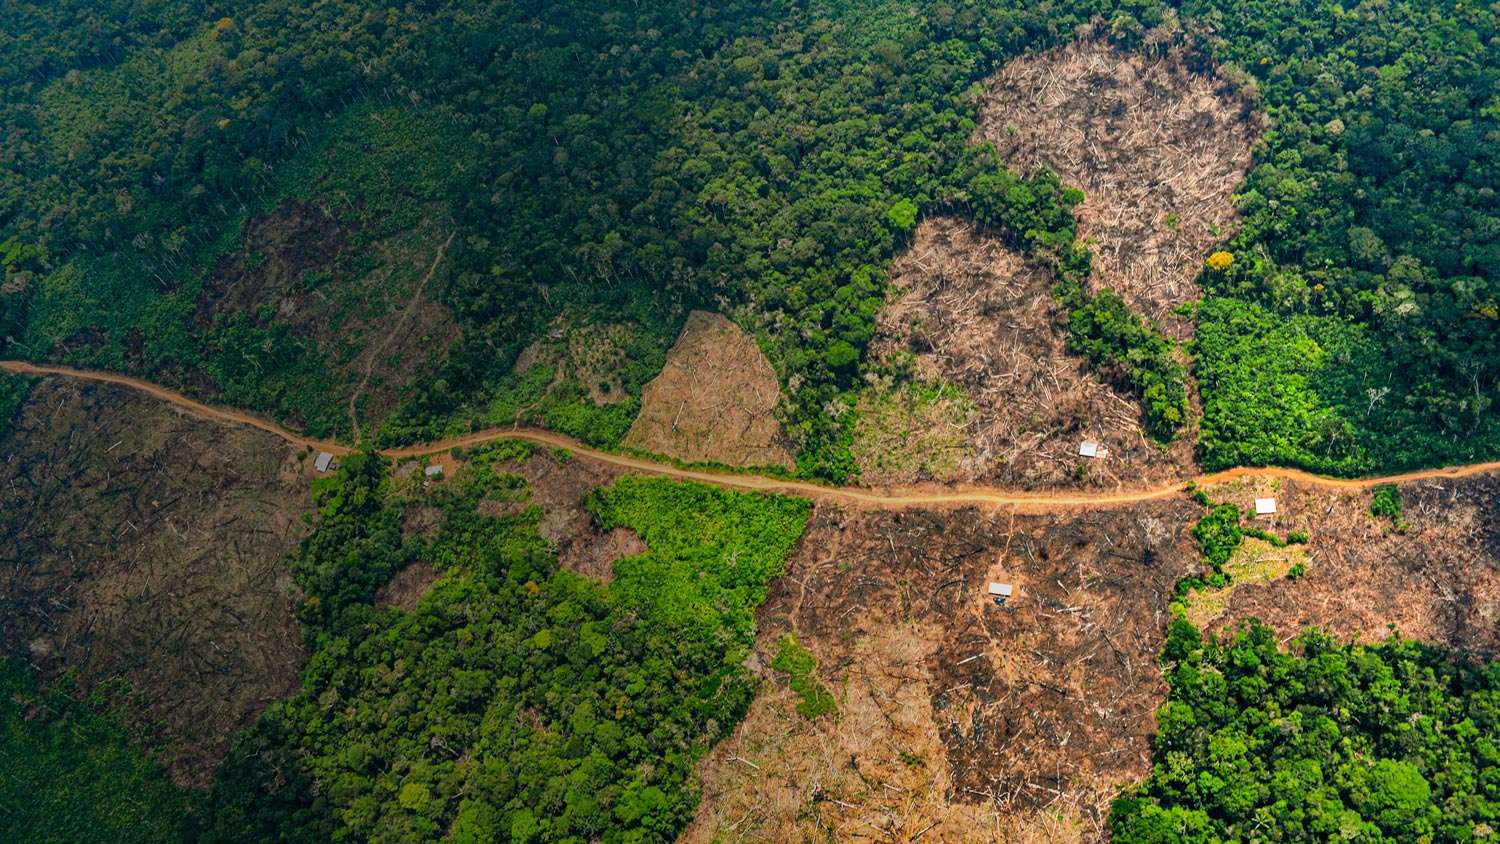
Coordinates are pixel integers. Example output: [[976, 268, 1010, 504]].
[[862, 217, 1196, 488], [196, 200, 459, 434], [686, 498, 1199, 840], [1203, 475, 1500, 658], [975, 40, 1260, 327], [483, 446, 635, 583], [625, 311, 795, 469], [0, 380, 311, 787]]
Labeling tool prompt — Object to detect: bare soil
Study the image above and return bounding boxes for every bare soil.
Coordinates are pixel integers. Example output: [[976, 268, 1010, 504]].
[[625, 311, 795, 470], [976, 39, 1261, 328], [492, 448, 634, 583], [1203, 475, 1500, 658], [0, 380, 311, 786], [687, 497, 1200, 840], [865, 217, 1197, 489], [374, 561, 439, 611]]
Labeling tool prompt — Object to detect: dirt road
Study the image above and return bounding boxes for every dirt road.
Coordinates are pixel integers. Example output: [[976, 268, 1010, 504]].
[[6, 359, 1499, 509]]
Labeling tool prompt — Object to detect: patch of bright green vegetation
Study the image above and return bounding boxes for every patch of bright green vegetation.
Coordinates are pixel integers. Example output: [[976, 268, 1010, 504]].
[[1115, 620, 1500, 843], [1180, 536, 1311, 629], [1193, 297, 1500, 475], [772, 633, 838, 719], [1369, 484, 1408, 535], [1173, 492, 1309, 627], [1, 660, 192, 844], [199, 457, 810, 842], [850, 364, 975, 482]]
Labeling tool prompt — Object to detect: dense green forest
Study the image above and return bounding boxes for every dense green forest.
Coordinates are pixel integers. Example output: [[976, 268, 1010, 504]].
[[2, 0, 1495, 475], [1113, 620, 1500, 842], [194, 446, 809, 842], [1, 659, 194, 842]]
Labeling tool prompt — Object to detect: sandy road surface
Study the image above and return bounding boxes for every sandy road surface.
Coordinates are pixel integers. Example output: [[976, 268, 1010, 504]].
[[6, 359, 1500, 509]]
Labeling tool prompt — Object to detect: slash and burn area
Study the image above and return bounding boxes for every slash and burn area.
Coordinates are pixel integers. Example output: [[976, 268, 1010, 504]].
[[974, 38, 1261, 328], [0, 379, 311, 786], [687, 498, 1200, 841]]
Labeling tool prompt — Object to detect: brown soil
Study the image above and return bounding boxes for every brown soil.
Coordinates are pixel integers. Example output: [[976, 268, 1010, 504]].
[[976, 39, 1261, 328], [867, 217, 1197, 489], [0, 379, 310, 786], [374, 561, 439, 611], [196, 199, 459, 433], [1203, 475, 1500, 658], [492, 448, 633, 583], [625, 311, 795, 470], [687, 497, 1200, 840]]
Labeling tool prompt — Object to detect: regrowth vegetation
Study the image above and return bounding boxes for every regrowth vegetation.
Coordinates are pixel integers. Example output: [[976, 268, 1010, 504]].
[[198, 449, 810, 842]]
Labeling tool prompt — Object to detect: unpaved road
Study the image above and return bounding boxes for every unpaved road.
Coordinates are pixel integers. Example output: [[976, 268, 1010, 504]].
[[6, 359, 1500, 509]]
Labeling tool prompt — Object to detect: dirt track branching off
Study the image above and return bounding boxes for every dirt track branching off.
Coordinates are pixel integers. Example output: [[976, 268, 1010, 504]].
[[5, 360, 1498, 510]]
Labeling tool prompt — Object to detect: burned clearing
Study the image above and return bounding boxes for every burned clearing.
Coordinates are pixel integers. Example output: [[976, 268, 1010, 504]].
[[196, 199, 459, 434], [864, 218, 1197, 488], [1202, 475, 1500, 658], [625, 311, 795, 470], [687, 497, 1200, 841], [976, 39, 1261, 327], [0, 379, 311, 786]]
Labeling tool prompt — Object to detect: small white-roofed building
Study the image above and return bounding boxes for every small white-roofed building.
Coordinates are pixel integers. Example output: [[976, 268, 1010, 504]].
[[314, 452, 336, 473], [424, 464, 444, 478], [1078, 441, 1100, 459], [1254, 497, 1277, 516], [987, 582, 1014, 598]]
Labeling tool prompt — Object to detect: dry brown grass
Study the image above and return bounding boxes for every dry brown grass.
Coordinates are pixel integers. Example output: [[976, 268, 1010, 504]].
[[0, 380, 311, 786], [975, 39, 1261, 328], [865, 218, 1196, 489], [625, 311, 794, 470]]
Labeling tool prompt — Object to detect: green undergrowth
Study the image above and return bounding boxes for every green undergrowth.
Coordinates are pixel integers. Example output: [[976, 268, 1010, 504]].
[[1, 660, 193, 843], [771, 634, 837, 719], [197, 449, 810, 842], [1172, 490, 1309, 625]]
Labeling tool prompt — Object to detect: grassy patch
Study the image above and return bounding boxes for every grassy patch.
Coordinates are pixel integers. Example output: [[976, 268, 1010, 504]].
[[772, 633, 838, 719], [850, 371, 974, 483], [1181, 537, 1311, 629]]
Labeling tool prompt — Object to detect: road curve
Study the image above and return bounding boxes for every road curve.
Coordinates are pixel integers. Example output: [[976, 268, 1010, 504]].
[[6, 359, 1500, 509]]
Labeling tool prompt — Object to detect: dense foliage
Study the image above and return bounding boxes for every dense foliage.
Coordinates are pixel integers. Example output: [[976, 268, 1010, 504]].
[[1186, 0, 1500, 472], [1114, 620, 1500, 842], [198, 449, 809, 842], [0, 659, 192, 843]]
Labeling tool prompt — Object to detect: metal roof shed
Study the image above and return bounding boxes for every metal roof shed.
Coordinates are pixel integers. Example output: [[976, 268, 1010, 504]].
[[314, 452, 336, 473], [1254, 498, 1277, 516]]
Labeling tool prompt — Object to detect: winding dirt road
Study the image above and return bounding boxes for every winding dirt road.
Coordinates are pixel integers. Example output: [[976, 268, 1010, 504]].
[[6, 359, 1499, 509]]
